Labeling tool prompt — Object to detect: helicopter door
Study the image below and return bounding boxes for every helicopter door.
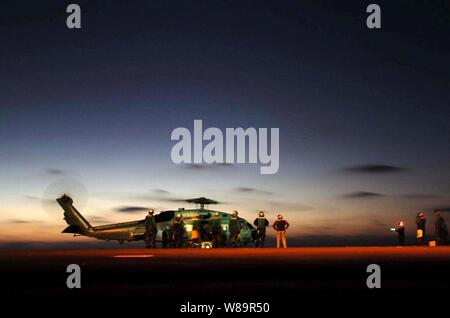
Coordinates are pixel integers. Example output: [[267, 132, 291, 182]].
[[200, 220, 211, 241], [239, 220, 252, 243]]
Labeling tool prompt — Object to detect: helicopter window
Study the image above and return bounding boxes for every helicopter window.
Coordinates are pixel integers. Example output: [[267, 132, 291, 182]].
[[155, 211, 175, 222], [239, 220, 248, 230], [201, 212, 211, 219]]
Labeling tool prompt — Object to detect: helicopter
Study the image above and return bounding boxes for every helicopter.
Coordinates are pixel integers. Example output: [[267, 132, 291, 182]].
[[57, 194, 257, 247]]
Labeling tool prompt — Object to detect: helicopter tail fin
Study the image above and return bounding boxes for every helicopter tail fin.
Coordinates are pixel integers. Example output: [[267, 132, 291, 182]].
[[57, 194, 92, 235]]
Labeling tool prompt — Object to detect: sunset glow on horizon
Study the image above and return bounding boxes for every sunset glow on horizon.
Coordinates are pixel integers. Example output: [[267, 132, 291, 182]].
[[1, 1, 449, 248]]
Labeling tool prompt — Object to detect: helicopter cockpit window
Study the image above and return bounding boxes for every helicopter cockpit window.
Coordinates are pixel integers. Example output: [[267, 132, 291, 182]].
[[239, 220, 249, 230], [155, 211, 175, 222], [200, 212, 211, 219]]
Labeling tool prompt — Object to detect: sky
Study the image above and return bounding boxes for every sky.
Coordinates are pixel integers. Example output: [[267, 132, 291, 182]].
[[0, 0, 449, 248]]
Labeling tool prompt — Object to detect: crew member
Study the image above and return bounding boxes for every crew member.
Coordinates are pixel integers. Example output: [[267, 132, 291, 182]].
[[415, 212, 426, 245], [172, 214, 185, 248], [228, 210, 241, 247], [210, 212, 223, 248], [435, 210, 448, 246], [253, 211, 269, 248], [162, 225, 170, 249], [395, 221, 405, 246], [273, 214, 289, 248], [144, 209, 158, 248], [191, 213, 201, 245]]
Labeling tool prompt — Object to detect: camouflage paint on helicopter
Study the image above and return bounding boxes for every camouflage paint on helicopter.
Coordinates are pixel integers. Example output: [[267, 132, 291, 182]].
[[57, 195, 256, 247]]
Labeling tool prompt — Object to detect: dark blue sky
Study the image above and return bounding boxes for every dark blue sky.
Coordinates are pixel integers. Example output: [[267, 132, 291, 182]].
[[0, 0, 449, 244]]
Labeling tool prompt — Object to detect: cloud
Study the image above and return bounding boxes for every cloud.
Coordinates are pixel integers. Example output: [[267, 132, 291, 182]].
[[0, 219, 45, 225], [7, 219, 32, 224], [182, 164, 208, 170], [216, 163, 234, 167], [95, 191, 192, 206], [342, 191, 385, 199], [343, 164, 410, 174], [24, 195, 54, 204], [45, 168, 67, 176], [233, 187, 273, 195], [115, 206, 149, 213], [24, 195, 41, 201], [401, 194, 442, 199], [180, 163, 234, 170], [152, 189, 171, 194]]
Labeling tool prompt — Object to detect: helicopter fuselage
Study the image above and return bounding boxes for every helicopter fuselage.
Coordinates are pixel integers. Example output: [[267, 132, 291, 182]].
[[58, 194, 256, 246]]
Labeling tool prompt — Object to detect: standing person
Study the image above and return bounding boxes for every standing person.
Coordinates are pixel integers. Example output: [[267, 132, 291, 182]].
[[162, 225, 170, 248], [395, 221, 405, 246], [415, 212, 426, 245], [273, 214, 289, 248], [228, 210, 241, 247], [210, 212, 223, 248], [435, 210, 448, 246], [253, 211, 269, 248], [172, 214, 185, 248], [144, 209, 158, 248], [191, 213, 201, 245]]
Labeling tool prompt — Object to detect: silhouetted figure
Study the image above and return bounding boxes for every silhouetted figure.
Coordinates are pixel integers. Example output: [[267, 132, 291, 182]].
[[172, 214, 185, 248], [162, 225, 170, 248], [191, 213, 201, 245], [415, 212, 426, 245], [273, 214, 289, 248], [435, 210, 448, 246], [253, 211, 269, 248], [144, 209, 158, 248], [395, 221, 405, 246], [228, 210, 241, 247], [210, 212, 223, 248]]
